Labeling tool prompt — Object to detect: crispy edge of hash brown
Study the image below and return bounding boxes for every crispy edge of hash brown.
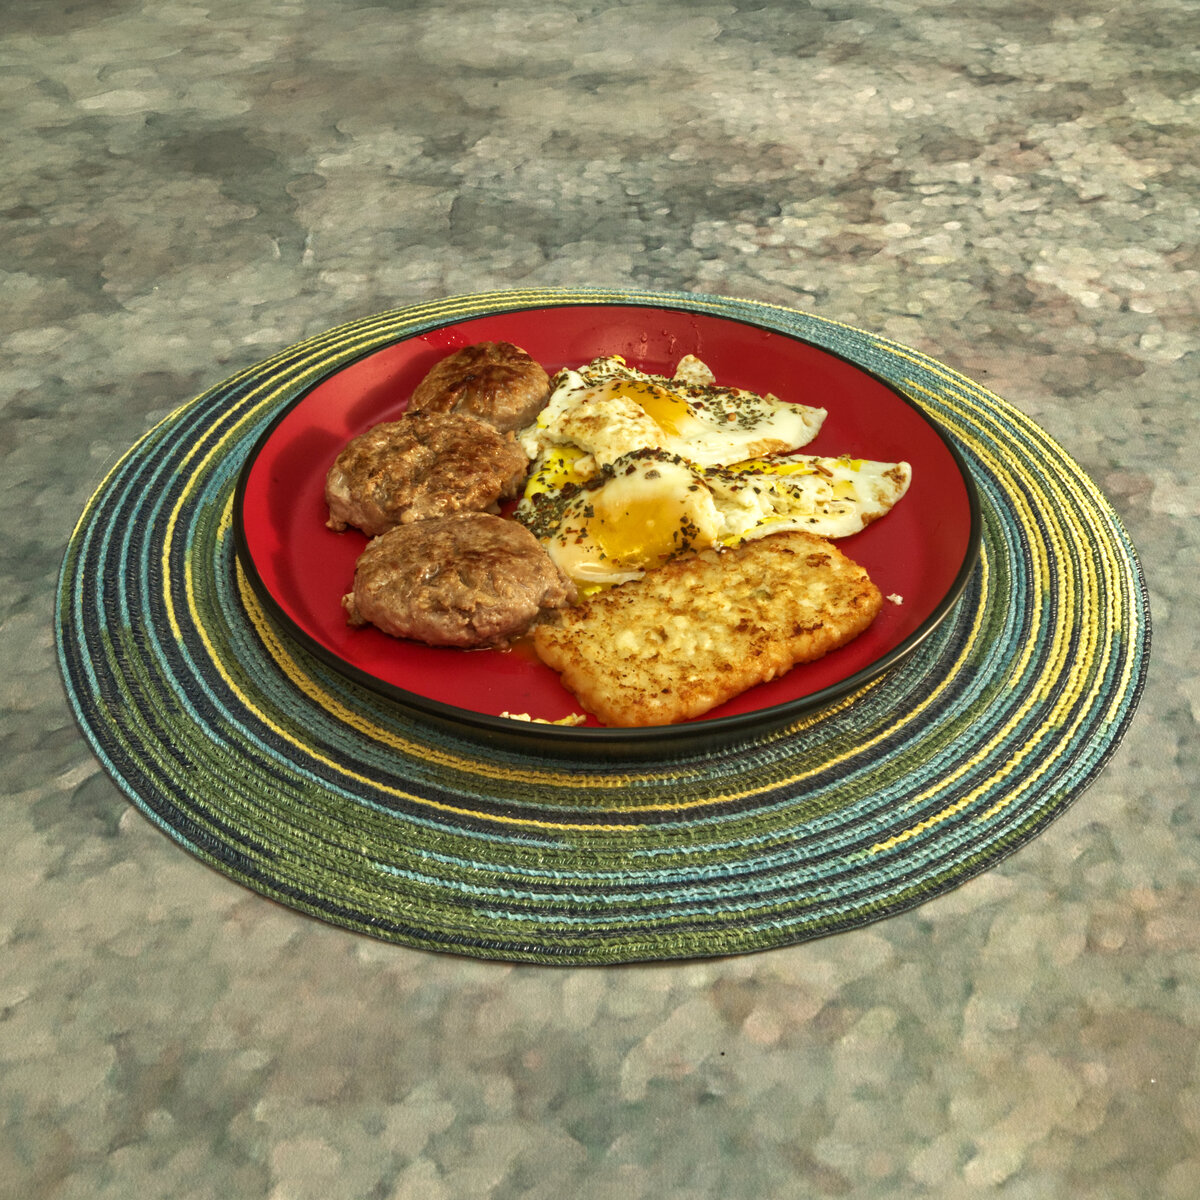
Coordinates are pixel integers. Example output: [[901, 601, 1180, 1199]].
[[531, 530, 882, 727]]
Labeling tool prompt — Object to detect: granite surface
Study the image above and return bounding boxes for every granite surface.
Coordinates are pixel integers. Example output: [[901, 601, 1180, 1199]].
[[3, 1, 1197, 1196]]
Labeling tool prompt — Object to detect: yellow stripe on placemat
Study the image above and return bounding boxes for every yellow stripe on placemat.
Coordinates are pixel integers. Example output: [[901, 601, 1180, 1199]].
[[867, 356, 1124, 852], [898, 376, 1050, 685]]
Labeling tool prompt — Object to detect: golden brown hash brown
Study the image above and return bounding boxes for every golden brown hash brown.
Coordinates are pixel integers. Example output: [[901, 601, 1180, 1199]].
[[531, 530, 882, 727]]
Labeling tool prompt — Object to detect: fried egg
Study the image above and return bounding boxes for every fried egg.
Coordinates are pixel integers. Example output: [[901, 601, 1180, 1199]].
[[519, 355, 826, 472], [517, 451, 723, 588], [516, 448, 911, 589]]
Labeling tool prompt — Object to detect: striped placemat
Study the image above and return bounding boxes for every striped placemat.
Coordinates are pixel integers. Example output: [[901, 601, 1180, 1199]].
[[55, 289, 1150, 963]]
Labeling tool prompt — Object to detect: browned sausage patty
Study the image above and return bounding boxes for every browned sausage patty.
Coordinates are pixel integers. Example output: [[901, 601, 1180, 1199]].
[[406, 342, 551, 432], [325, 411, 529, 537], [342, 513, 576, 648]]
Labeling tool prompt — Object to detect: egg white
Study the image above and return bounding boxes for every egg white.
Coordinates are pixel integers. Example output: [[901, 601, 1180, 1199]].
[[705, 454, 913, 541], [519, 355, 826, 470]]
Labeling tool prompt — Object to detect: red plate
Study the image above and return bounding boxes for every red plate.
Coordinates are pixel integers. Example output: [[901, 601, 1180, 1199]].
[[234, 303, 980, 757]]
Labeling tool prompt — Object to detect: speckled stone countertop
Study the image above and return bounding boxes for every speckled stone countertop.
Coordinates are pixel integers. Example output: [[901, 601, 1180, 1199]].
[[4, 2, 1197, 1197]]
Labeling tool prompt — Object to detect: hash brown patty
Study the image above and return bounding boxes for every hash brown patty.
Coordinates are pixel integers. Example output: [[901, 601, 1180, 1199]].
[[532, 531, 882, 726]]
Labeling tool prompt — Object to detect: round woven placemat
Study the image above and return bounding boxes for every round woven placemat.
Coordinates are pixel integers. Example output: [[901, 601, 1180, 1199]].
[[56, 289, 1150, 964]]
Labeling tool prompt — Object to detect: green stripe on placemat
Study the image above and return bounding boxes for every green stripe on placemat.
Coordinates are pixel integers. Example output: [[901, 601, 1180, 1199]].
[[55, 288, 1150, 964]]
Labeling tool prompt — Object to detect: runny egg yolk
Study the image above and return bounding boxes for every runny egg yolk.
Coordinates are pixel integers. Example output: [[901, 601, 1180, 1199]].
[[589, 486, 705, 569], [596, 379, 694, 436], [524, 444, 591, 499], [544, 457, 724, 588]]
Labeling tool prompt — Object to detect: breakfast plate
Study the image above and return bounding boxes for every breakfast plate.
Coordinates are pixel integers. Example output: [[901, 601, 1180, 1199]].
[[233, 303, 981, 756]]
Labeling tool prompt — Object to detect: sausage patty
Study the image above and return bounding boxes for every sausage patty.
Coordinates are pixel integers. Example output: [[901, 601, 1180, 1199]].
[[342, 513, 576, 648], [406, 342, 551, 432], [325, 411, 529, 537]]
